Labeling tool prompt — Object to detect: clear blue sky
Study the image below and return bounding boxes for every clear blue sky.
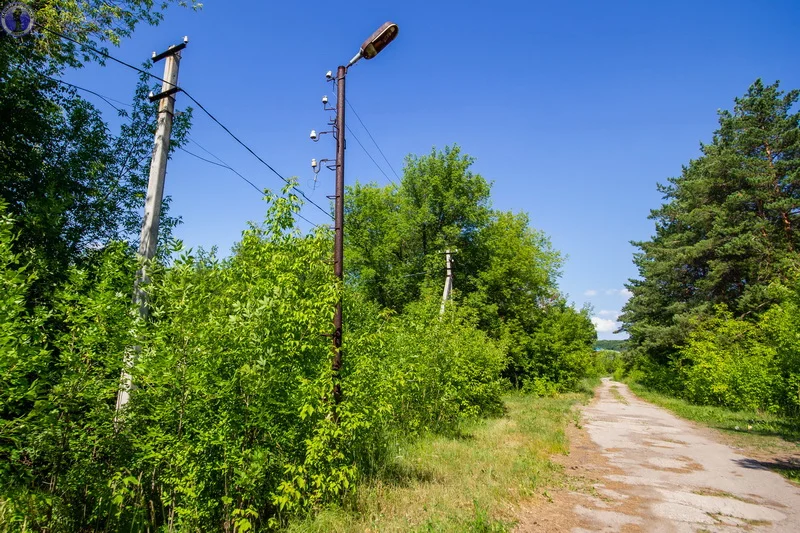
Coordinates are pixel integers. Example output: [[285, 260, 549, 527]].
[[65, 0, 800, 339]]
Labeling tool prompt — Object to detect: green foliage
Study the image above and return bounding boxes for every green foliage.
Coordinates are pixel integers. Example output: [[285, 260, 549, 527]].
[[498, 302, 597, 392], [0, 187, 510, 530], [760, 284, 800, 415], [674, 308, 781, 412], [621, 79, 800, 366], [0, 204, 137, 529], [0, 41, 192, 302], [345, 147, 594, 392], [32, 1, 204, 68], [621, 79, 800, 416], [345, 145, 493, 310], [592, 350, 625, 378], [594, 339, 625, 351]]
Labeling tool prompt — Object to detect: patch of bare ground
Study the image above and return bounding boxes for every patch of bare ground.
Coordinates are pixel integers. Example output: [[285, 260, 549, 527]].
[[514, 398, 649, 532]]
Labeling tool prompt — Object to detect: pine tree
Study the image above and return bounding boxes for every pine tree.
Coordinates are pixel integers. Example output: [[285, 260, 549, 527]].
[[621, 80, 800, 365]]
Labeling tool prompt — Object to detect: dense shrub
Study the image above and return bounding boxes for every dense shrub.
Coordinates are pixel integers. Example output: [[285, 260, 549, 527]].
[[762, 286, 800, 416], [591, 350, 624, 378], [673, 309, 780, 413], [0, 194, 508, 531], [512, 303, 597, 393]]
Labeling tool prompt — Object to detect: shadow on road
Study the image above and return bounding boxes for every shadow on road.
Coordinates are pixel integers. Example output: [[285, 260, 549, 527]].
[[734, 457, 800, 482]]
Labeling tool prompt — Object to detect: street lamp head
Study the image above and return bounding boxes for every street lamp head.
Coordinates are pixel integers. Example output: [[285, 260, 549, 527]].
[[322, 95, 328, 105], [348, 21, 399, 67], [310, 129, 318, 141]]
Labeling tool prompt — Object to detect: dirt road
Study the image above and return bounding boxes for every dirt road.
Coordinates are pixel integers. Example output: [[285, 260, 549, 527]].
[[517, 378, 800, 532]]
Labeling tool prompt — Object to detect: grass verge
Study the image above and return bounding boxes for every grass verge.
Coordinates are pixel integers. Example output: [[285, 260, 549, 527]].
[[626, 382, 800, 484], [288, 392, 590, 532]]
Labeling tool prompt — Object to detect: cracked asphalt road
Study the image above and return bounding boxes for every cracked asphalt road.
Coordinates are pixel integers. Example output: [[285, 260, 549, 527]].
[[569, 378, 800, 532]]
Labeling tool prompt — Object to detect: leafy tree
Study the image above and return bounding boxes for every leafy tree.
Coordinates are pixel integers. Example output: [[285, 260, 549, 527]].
[[595, 339, 626, 351], [673, 307, 781, 412], [621, 80, 800, 366], [763, 281, 800, 415], [32, 1, 203, 68], [466, 211, 561, 329], [0, 40, 191, 301], [345, 146, 594, 390], [345, 145, 492, 310]]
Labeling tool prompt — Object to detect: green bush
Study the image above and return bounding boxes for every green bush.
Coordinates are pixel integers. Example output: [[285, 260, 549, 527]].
[[0, 193, 509, 531], [762, 286, 800, 416], [673, 309, 780, 413]]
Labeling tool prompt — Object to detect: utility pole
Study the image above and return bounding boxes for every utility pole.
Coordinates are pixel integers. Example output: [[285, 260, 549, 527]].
[[116, 38, 187, 415], [332, 65, 346, 407], [311, 22, 398, 414], [440, 249, 453, 315]]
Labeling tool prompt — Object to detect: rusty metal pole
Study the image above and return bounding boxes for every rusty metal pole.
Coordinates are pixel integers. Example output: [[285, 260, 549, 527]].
[[332, 65, 346, 407]]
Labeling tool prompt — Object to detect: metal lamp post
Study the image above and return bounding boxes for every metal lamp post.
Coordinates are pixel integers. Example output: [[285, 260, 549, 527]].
[[324, 22, 399, 409]]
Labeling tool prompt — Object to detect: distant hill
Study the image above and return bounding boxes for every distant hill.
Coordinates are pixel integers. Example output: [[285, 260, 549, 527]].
[[595, 339, 626, 351]]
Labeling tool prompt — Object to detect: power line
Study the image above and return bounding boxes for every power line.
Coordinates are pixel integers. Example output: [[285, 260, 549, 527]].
[[39, 74, 132, 113], [180, 144, 321, 229], [346, 98, 402, 182], [345, 123, 398, 189], [36, 24, 175, 88], [179, 91, 333, 219], [38, 23, 332, 220], [28, 64, 321, 230], [179, 147, 262, 194], [180, 141, 321, 229]]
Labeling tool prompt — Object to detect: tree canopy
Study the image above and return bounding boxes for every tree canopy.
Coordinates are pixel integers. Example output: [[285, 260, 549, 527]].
[[621, 80, 800, 365]]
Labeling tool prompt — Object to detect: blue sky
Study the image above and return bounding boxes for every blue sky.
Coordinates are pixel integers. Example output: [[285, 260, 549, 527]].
[[63, 0, 800, 339]]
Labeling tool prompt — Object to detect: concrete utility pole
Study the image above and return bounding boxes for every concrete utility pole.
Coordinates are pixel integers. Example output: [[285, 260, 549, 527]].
[[116, 39, 186, 415], [331, 65, 346, 407], [440, 249, 453, 315]]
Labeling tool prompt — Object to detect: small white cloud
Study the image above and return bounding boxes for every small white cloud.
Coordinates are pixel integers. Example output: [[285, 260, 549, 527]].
[[598, 309, 620, 319], [602, 288, 634, 298], [591, 317, 618, 333], [584, 289, 597, 297]]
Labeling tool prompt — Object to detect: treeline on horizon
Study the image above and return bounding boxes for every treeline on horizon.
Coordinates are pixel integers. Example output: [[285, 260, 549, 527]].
[[594, 339, 626, 351], [620, 79, 800, 418], [0, 3, 606, 531]]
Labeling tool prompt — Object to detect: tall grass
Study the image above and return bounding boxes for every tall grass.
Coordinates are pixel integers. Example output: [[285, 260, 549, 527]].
[[288, 392, 589, 532]]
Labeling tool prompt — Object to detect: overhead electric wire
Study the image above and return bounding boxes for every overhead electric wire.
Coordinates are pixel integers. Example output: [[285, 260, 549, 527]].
[[40, 74, 133, 112], [36, 24, 175, 87], [345, 123, 398, 188], [28, 61, 321, 229], [179, 145, 321, 229], [38, 23, 333, 220], [179, 146, 262, 194], [179, 91, 333, 219], [345, 98, 402, 182]]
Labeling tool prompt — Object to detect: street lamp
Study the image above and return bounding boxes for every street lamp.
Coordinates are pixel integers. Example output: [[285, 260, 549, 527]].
[[325, 22, 399, 412], [348, 22, 399, 67]]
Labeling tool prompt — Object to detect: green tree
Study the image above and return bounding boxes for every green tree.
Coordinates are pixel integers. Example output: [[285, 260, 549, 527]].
[[345, 146, 593, 390], [595, 339, 626, 351], [345, 145, 492, 310], [32, 1, 203, 68], [621, 79, 800, 366], [0, 41, 191, 301]]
